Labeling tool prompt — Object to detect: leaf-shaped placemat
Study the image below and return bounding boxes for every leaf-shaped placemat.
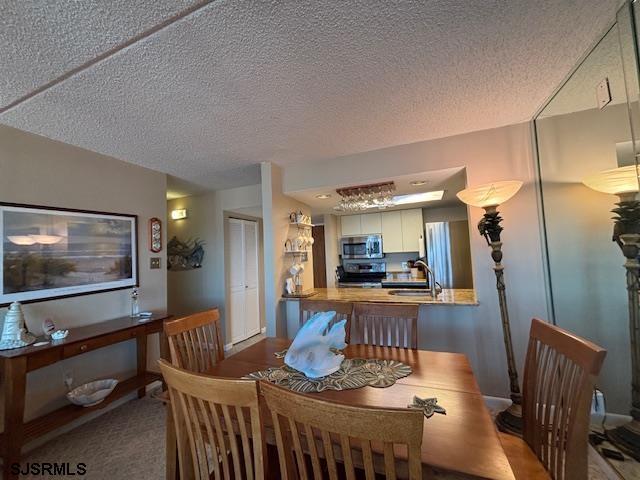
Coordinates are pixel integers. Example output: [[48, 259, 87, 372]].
[[243, 358, 411, 393]]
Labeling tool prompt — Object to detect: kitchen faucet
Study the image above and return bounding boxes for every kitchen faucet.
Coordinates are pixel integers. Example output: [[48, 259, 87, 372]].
[[414, 259, 441, 298]]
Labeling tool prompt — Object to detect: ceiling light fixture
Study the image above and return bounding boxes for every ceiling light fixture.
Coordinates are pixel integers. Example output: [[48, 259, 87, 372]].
[[315, 194, 332, 199], [393, 190, 444, 205], [410, 180, 428, 186]]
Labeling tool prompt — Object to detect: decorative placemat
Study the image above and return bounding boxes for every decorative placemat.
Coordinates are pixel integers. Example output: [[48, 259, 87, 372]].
[[243, 358, 411, 393]]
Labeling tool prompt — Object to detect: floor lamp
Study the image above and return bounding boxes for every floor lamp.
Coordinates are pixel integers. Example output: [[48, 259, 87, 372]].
[[457, 180, 524, 435], [583, 165, 640, 460]]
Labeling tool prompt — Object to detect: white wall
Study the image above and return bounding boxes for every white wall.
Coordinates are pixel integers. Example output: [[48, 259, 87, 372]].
[[282, 122, 549, 398], [0, 125, 167, 423], [323, 214, 340, 287], [261, 163, 314, 337], [166, 184, 264, 345], [423, 204, 468, 222]]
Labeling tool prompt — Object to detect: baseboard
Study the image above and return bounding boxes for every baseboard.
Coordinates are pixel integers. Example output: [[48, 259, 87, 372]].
[[261, 326, 266, 334], [224, 342, 233, 352]]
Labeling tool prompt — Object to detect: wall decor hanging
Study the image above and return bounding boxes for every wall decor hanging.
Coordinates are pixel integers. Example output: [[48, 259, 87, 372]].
[[149, 217, 162, 253], [167, 236, 205, 270], [0, 203, 138, 305]]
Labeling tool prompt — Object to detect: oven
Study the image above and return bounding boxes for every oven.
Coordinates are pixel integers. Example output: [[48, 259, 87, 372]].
[[340, 235, 384, 259]]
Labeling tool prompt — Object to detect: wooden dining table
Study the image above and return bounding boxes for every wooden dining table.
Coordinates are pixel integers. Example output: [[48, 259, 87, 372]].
[[169, 337, 515, 479]]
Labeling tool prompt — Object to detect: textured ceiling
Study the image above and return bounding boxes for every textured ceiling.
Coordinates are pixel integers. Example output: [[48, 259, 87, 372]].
[[538, 23, 628, 118], [0, 0, 621, 190]]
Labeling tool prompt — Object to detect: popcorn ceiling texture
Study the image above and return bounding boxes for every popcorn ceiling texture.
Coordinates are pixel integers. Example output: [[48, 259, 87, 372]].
[[0, 0, 620, 190]]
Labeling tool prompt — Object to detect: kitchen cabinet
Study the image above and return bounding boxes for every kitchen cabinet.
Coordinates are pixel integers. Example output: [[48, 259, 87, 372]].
[[380, 208, 424, 253], [360, 213, 382, 234], [401, 209, 424, 252], [341, 209, 423, 253], [381, 211, 403, 252], [340, 215, 362, 236]]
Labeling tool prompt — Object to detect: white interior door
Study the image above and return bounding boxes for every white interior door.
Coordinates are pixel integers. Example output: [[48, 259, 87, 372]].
[[228, 218, 261, 344], [228, 219, 246, 344], [243, 220, 260, 337]]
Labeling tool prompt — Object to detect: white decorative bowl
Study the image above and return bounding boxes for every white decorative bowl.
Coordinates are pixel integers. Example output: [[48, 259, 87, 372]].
[[66, 379, 118, 407]]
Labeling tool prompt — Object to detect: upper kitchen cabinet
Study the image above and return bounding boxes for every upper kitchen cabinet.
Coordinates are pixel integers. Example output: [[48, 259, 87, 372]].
[[401, 209, 424, 252], [340, 212, 382, 235], [340, 215, 362, 236], [360, 213, 382, 233], [381, 209, 424, 253], [381, 211, 403, 252], [341, 209, 424, 252]]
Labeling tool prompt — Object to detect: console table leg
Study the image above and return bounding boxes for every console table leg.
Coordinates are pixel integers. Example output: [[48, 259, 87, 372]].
[[159, 330, 170, 390], [136, 335, 147, 399], [3, 356, 27, 480]]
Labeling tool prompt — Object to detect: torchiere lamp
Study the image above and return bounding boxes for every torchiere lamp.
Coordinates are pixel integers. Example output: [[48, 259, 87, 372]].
[[583, 165, 640, 460], [457, 180, 524, 435]]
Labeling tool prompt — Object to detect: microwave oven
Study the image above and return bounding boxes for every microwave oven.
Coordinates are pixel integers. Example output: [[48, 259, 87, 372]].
[[340, 235, 384, 259]]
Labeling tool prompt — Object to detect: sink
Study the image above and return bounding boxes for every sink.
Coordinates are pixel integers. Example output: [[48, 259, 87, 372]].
[[388, 289, 434, 297]]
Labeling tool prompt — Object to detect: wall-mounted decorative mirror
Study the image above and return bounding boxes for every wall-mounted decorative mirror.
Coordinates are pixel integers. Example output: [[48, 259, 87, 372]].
[[535, 0, 640, 471]]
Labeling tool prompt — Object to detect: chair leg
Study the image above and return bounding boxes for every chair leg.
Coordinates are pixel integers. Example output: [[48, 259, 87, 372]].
[[166, 405, 178, 480]]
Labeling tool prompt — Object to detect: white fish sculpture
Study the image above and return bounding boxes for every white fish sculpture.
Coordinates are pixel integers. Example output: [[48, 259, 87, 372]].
[[285, 311, 347, 379]]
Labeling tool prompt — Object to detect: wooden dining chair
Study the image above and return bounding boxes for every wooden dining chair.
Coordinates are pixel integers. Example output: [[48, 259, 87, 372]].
[[261, 381, 424, 480], [500, 318, 607, 480], [159, 359, 266, 480], [164, 308, 224, 372], [300, 300, 354, 341], [351, 303, 419, 349]]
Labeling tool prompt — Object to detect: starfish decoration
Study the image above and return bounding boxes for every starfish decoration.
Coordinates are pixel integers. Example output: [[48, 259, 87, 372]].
[[274, 349, 288, 359], [408, 396, 447, 418]]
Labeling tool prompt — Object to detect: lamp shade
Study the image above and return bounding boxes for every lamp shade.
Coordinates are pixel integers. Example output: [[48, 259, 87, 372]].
[[582, 165, 639, 195], [7, 236, 37, 246], [29, 234, 63, 245], [456, 180, 523, 208]]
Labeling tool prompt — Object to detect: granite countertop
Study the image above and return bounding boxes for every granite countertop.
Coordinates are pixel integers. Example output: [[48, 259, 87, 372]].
[[282, 287, 478, 306]]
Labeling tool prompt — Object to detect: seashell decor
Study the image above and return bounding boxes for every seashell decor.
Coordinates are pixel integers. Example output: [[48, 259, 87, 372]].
[[0, 302, 36, 350]]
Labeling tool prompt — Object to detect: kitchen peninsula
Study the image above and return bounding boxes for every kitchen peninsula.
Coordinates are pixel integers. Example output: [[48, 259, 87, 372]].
[[284, 287, 478, 306]]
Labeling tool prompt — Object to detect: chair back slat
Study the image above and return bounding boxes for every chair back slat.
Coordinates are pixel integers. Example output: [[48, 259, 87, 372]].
[[159, 359, 265, 480], [261, 381, 423, 479], [522, 319, 606, 480], [300, 300, 354, 341], [164, 309, 224, 372], [352, 303, 419, 349]]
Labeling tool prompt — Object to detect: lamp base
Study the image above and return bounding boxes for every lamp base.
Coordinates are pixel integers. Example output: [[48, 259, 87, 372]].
[[496, 402, 523, 436], [607, 419, 640, 461]]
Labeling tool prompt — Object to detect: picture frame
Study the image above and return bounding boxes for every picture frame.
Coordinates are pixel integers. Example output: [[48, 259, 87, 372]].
[[0, 202, 138, 306]]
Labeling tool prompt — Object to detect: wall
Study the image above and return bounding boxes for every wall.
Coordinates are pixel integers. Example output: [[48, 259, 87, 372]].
[[322, 214, 340, 287], [422, 205, 468, 222], [166, 184, 264, 346], [282, 122, 549, 398], [0, 124, 167, 423], [261, 163, 314, 337]]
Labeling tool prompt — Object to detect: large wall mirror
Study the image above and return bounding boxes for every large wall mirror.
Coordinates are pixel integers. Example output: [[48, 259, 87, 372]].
[[535, 0, 640, 469]]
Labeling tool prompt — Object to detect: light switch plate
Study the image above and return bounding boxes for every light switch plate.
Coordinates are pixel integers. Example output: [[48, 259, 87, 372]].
[[150, 257, 161, 269], [596, 78, 612, 109]]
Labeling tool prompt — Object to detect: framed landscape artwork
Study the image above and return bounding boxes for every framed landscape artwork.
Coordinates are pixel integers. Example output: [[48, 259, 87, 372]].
[[0, 203, 138, 305]]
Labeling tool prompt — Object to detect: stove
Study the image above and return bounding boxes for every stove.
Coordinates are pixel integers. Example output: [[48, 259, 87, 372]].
[[336, 262, 386, 288]]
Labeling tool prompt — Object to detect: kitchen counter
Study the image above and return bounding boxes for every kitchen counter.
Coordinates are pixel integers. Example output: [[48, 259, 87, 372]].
[[282, 287, 478, 306]]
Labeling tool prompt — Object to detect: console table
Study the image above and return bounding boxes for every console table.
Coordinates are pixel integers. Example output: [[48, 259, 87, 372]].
[[0, 311, 172, 479]]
